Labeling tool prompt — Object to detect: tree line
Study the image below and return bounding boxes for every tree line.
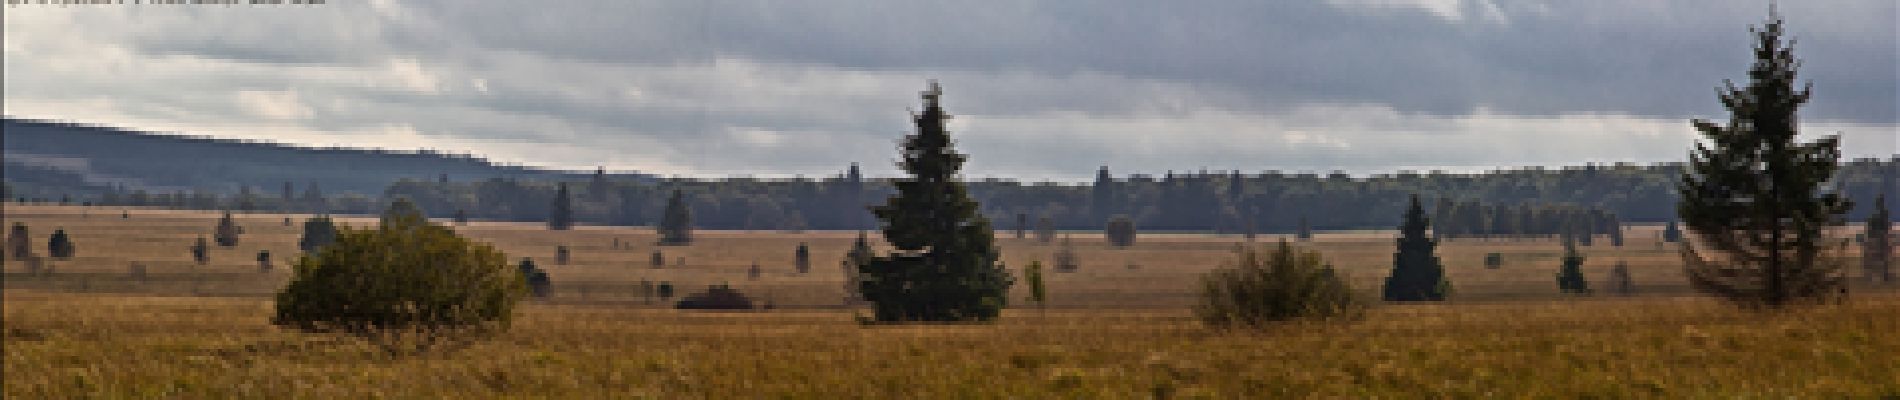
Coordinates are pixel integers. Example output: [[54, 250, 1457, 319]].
[[48, 158, 1894, 234]]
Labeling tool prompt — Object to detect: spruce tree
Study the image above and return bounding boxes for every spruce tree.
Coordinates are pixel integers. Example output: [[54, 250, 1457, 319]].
[[214, 212, 241, 247], [658, 189, 692, 245], [191, 236, 210, 265], [1662, 220, 1683, 243], [549, 183, 574, 230], [859, 82, 1013, 322], [1383, 194, 1450, 301], [794, 242, 811, 274], [1678, 11, 1851, 307], [1865, 195, 1892, 283], [47, 228, 75, 259], [1556, 238, 1591, 294]]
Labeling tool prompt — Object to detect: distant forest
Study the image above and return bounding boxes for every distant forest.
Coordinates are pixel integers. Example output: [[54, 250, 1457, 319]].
[[23, 159, 1896, 233]]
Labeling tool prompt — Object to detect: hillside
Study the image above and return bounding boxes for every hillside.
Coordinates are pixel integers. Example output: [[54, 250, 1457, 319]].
[[0, 118, 651, 199]]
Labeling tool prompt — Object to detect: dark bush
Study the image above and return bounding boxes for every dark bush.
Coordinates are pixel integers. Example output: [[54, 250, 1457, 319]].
[[674, 284, 754, 310]]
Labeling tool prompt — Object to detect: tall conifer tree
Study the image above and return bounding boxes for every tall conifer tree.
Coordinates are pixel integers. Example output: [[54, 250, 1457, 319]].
[[859, 82, 1012, 322], [1678, 10, 1850, 307], [1383, 194, 1450, 301]]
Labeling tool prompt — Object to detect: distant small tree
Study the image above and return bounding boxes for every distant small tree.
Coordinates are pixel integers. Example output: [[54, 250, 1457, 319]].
[[191, 236, 210, 265], [1383, 195, 1451, 301], [1556, 239, 1591, 294], [454, 209, 469, 225], [657, 189, 693, 245], [1662, 220, 1683, 243], [1864, 195, 1892, 283], [1015, 213, 1028, 239], [274, 198, 526, 351], [1484, 252, 1503, 269], [1297, 216, 1313, 241], [1608, 261, 1635, 295], [1105, 214, 1137, 247], [214, 212, 241, 247], [47, 229, 75, 259], [747, 262, 762, 280], [299, 215, 338, 253], [794, 242, 811, 273], [549, 183, 574, 231], [1035, 216, 1057, 244], [650, 250, 665, 268], [1197, 241, 1362, 328], [554, 245, 570, 265], [257, 250, 273, 273], [1024, 260, 1047, 309], [1053, 236, 1078, 273], [656, 282, 675, 300], [841, 231, 874, 304], [6, 223, 30, 260], [518, 258, 551, 298]]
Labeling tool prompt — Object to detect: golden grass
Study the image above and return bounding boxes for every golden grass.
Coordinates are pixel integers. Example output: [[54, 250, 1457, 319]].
[[1, 204, 1800, 305], [5, 291, 1896, 398], [4, 205, 1898, 397]]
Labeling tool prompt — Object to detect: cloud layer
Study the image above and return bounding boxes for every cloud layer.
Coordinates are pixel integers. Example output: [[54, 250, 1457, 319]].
[[5, 0, 1894, 181]]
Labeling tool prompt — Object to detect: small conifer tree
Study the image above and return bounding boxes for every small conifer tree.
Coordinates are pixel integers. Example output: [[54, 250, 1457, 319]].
[[549, 183, 574, 231], [214, 212, 241, 247], [47, 229, 75, 259], [1556, 239, 1591, 294], [1383, 195, 1451, 301], [658, 189, 693, 245], [795, 242, 812, 273], [191, 236, 210, 265]]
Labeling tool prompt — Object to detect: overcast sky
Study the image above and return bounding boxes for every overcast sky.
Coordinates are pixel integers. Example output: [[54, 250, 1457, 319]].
[[5, 0, 1895, 181]]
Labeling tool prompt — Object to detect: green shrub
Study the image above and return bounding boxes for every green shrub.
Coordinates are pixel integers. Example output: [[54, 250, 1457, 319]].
[[272, 199, 524, 351], [1196, 241, 1362, 328]]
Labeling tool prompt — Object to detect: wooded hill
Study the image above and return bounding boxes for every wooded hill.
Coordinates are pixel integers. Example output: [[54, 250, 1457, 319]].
[[5, 118, 1894, 232]]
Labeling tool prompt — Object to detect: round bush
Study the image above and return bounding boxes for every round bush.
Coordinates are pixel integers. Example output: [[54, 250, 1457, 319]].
[[1196, 241, 1363, 328], [273, 201, 524, 349]]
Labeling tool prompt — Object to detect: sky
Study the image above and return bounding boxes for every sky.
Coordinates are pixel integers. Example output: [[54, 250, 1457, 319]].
[[4, 0, 1895, 182]]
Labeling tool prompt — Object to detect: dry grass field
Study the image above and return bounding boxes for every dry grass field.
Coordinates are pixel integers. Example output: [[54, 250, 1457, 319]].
[[4, 204, 1898, 398]]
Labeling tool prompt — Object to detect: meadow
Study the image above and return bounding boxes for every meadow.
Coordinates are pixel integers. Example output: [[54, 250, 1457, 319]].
[[4, 204, 1897, 398]]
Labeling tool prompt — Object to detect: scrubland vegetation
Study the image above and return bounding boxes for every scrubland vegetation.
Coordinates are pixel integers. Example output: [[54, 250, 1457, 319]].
[[4, 205, 1897, 397]]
